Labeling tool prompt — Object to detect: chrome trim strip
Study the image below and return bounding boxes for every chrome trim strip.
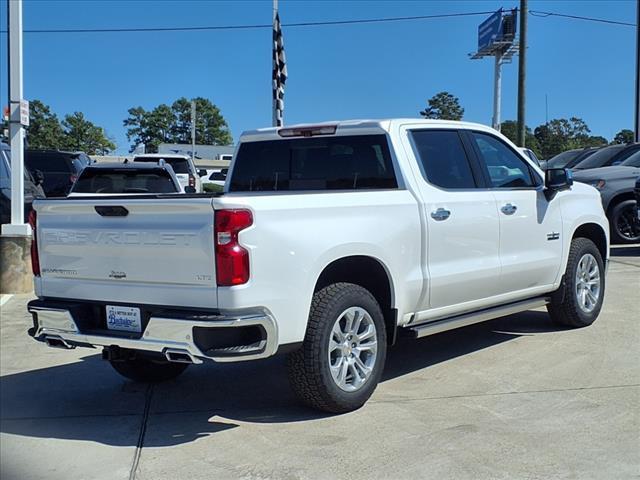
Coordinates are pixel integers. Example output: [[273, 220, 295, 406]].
[[28, 306, 278, 363]]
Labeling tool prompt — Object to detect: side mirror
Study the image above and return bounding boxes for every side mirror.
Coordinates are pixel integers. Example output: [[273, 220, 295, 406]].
[[545, 168, 573, 198], [184, 186, 196, 194], [198, 169, 207, 177]]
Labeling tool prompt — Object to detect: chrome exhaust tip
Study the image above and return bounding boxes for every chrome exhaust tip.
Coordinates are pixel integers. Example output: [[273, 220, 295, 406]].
[[164, 348, 201, 364], [44, 336, 75, 350]]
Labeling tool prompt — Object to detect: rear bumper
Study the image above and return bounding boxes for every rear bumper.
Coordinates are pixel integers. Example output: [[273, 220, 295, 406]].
[[27, 300, 278, 363]]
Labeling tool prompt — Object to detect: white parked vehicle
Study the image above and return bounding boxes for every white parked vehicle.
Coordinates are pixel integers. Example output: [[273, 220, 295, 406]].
[[132, 154, 205, 193], [518, 147, 542, 167], [201, 168, 227, 188], [27, 119, 609, 413]]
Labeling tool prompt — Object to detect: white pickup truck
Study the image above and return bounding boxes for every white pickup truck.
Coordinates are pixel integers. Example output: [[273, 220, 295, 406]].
[[27, 119, 609, 413]]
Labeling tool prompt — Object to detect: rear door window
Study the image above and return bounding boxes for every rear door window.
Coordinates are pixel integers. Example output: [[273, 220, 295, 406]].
[[410, 130, 478, 189], [0, 151, 9, 179], [229, 135, 397, 191]]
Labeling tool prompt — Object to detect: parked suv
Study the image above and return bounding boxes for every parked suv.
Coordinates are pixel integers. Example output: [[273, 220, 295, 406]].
[[572, 143, 640, 171], [1, 143, 46, 224], [133, 154, 205, 192], [573, 151, 640, 243], [25, 150, 91, 197], [27, 119, 609, 413]]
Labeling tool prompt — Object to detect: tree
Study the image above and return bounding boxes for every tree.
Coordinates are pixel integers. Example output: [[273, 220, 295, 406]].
[[612, 129, 634, 144], [500, 120, 541, 157], [534, 117, 596, 158], [123, 97, 232, 153], [2, 100, 114, 154], [25, 100, 67, 149], [1, 100, 66, 149], [419, 91, 464, 121], [62, 112, 116, 155]]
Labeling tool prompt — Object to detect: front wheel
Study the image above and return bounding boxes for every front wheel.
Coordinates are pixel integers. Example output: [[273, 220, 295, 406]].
[[287, 283, 387, 413], [610, 200, 640, 244], [547, 237, 605, 327]]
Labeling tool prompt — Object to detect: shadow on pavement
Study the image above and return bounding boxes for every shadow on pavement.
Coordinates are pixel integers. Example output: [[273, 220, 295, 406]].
[[0, 310, 564, 447]]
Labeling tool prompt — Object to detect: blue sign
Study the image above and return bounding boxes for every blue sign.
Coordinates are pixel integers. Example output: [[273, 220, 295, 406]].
[[478, 9, 504, 53]]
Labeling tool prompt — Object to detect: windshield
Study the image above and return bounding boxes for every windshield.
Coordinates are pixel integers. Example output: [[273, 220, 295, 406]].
[[546, 150, 581, 169], [621, 151, 640, 167], [72, 168, 178, 193], [573, 145, 626, 169], [134, 156, 190, 174], [25, 152, 73, 173]]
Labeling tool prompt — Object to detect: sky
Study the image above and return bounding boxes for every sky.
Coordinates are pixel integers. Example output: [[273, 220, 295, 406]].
[[0, 0, 637, 154]]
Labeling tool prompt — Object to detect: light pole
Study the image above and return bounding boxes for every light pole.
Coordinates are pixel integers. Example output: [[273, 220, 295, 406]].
[[635, 0, 639, 142], [517, 0, 527, 146], [3, 0, 30, 236]]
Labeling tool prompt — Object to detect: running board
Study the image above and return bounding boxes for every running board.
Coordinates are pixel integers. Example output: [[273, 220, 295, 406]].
[[404, 297, 550, 339]]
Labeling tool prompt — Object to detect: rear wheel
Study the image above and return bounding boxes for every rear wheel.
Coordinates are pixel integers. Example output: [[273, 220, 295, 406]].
[[610, 200, 640, 244], [547, 238, 605, 327], [109, 355, 189, 383], [287, 283, 387, 413]]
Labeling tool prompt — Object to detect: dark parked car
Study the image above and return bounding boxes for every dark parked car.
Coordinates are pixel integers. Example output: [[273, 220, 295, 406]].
[[572, 143, 640, 171], [572, 152, 640, 243], [542, 147, 598, 170], [1, 143, 46, 224], [25, 149, 92, 197], [69, 161, 184, 195]]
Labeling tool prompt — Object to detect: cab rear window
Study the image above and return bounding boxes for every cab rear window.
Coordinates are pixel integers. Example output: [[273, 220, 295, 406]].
[[229, 135, 397, 192], [72, 169, 178, 194]]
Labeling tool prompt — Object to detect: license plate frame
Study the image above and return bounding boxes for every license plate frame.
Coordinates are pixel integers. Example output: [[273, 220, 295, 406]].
[[106, 305, 142, 333]]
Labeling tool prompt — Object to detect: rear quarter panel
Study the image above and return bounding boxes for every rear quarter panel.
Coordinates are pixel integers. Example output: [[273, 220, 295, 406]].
[[213, 190, 423, 345]]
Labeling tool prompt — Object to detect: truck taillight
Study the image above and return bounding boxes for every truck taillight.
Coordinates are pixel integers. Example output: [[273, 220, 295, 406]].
[[189, 175, 196, 187], [215, 209, 253, 286], [28, 210, 40, 277]]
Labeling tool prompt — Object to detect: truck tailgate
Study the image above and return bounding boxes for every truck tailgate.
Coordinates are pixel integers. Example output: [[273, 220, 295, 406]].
[[34, 197, 218, 308]]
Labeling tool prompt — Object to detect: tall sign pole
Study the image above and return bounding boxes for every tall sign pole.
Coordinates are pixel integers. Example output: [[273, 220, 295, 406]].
[[3, 0, 30, 236], [517, 0, 527, 146], [492, 52, 503, 131], [470, 9, 518, 135], [635, 0, 639, 142]]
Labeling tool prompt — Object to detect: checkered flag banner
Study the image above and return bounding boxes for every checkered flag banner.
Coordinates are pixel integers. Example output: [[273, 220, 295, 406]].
[[272, 11, 287, 127]]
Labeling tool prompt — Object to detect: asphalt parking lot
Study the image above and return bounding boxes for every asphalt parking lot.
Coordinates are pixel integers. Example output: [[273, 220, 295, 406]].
[[1, 246, 638, 480]]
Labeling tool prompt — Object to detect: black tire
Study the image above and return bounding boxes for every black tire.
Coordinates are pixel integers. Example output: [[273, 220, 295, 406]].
[[547, 237, 605, 328], [110, 355, 189, 383], [287, 283, 387, 414], [610, 200, 640, 244]]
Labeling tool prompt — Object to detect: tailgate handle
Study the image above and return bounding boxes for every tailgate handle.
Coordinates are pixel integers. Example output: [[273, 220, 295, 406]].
[[95, 206, 129, 217]]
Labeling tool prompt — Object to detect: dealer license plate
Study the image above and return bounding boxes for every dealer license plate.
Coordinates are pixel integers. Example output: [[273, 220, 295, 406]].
[[106, 305, 142, 333]]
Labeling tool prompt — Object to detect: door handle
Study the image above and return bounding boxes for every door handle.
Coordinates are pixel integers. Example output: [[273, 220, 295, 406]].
[[431, 208, 451, 221], [501, 203, 518, 215]]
